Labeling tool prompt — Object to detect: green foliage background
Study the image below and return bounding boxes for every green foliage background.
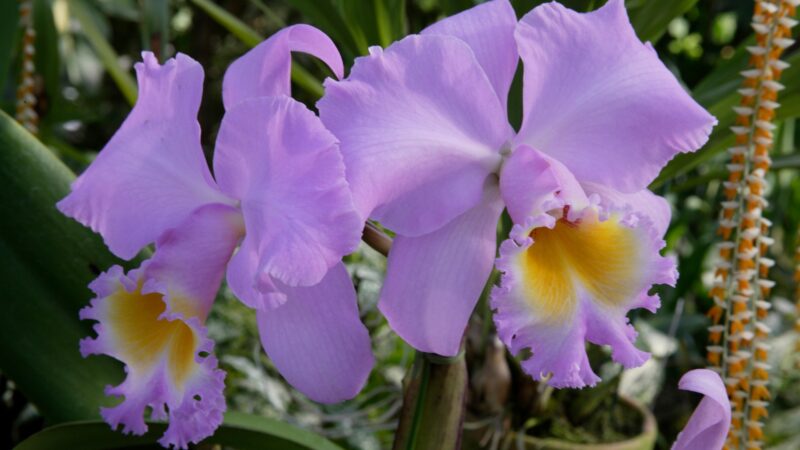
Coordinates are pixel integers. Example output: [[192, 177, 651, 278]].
[[1, 1, 799, 449]]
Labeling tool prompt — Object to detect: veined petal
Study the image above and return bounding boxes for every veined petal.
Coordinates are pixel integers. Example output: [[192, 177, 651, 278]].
[[257, 263, 374, 403], [492, 207, 675, 388], [421, 0, 518, 109], [80, 266, 225, 449], [57, 52, 232, 260], [500, 145, 589, 225], [582, 182, 672, 237], [379, 183, 504, 356], [223, 24, 343, 109], [215, 96, 362, 288], [514, 0, 716, 192], [318, 34, 512, 236], [672, 369, 731, 450]]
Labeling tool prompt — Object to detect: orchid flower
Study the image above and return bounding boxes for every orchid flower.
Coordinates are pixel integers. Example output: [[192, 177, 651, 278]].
[[672, 369, 731, 450], [58, 26, 374, 447], [317, 0, 716, 387]]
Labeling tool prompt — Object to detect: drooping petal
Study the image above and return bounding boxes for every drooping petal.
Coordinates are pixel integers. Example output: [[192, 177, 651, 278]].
[[257, 263, 374, 403], [215, 96, 362, 288], [57, 52, 232, 259], [499, 145, 589, 225], [582, 182, 672, 236], [222, 24, 343, 109], [318, 34, 512, 236], [421, 0, 518, 109], [379, 183, 504, 356], [492, 206, 676, 388], [514, 0, 716, 192], [80, 266, 226, 449], [145, 203, 244, 320], [672, 369, 731, 450]]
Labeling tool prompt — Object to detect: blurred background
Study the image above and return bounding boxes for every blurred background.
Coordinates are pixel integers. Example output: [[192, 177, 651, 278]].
[[1, 0, 800, 449]]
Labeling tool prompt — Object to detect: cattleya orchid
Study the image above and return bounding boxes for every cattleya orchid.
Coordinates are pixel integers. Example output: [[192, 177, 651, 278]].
[[318, 0, 716, 387], [58, 25, 374, 447]]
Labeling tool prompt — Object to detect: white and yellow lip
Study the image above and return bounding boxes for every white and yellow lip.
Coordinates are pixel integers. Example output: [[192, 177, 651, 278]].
[[492, 206, 676, 388], [515, 210, 648, 324], [80, 265, 225, 448]]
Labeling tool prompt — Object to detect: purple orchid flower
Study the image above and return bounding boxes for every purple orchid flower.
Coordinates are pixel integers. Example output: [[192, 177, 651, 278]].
[[58, 25, 374, 447], [672, 369, 731, 450], [317, 0, 716, 387]]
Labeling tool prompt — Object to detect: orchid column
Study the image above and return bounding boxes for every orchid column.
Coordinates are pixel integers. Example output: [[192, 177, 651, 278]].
[[705, 1, 798, 449]]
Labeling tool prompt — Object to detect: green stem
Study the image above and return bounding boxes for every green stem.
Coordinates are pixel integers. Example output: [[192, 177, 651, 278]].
[[392, 350, 468, 450]]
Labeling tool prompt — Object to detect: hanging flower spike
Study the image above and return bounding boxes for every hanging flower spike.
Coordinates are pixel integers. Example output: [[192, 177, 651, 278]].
[[705, 1, 796, 449], [672, 369, 731, 450], [15, 0, 38, 134], [60, 36, 374, 445], [318, 0, 714, 387]]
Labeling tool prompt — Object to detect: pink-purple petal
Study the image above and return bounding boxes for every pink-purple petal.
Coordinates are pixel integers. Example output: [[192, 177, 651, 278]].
[[145, 203, 244, 320], [57, 52, 232, 259], [257, 263, 374, 403], [672, 369, 731, 450], [318, 34, 512, 236], [514, 0, 716, 192], [214, 96, 362, 287], [379, 183, 504, 356], [421, 0, 518, 109], [500, 145, 590, 225], [223, 24, 343, 108], [582, 182, 672, 236]]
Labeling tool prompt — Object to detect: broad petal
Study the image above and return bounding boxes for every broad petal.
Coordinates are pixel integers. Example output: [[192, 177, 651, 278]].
[[57, 52, 232, 259], [421, 0, 518, 109], [318, 34, 512, 236], [146, 203, 244, 320], [514, 0, 716, 192], [379, 183, 504, 356], [257, 263, 374, 403], [582, 182, 672, 236], [500, 145, 589, 225], [223, 24, 343, 108], [672, 369, 731, 450], [80, 267, 226, 449], [215, 96, 362, 287], [492, 207, 676, 388]]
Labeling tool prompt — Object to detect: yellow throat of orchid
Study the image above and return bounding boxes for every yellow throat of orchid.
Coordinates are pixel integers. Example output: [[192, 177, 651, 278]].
[[518, 213, 644, 323], [105, 284, 199, 386]]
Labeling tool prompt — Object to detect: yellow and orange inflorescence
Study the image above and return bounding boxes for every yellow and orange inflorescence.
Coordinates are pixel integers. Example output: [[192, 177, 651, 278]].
[[706, 1, 798, 449], [15, 0, 38, 135]]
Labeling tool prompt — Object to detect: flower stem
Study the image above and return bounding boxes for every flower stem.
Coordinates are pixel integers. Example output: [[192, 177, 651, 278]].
[[392, 350, 468, 450]]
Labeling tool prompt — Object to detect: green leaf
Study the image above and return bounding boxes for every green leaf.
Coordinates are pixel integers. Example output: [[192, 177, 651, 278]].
[[70, 0, 138, 106], [189, 0, 324, 98], [0, 0, 20, 90], [652, 49, 800, 188], [14, 413, 344, 450], [32, 0, 61, 106], [0, 110, 124, 422], [626, 0, 698, 43]]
